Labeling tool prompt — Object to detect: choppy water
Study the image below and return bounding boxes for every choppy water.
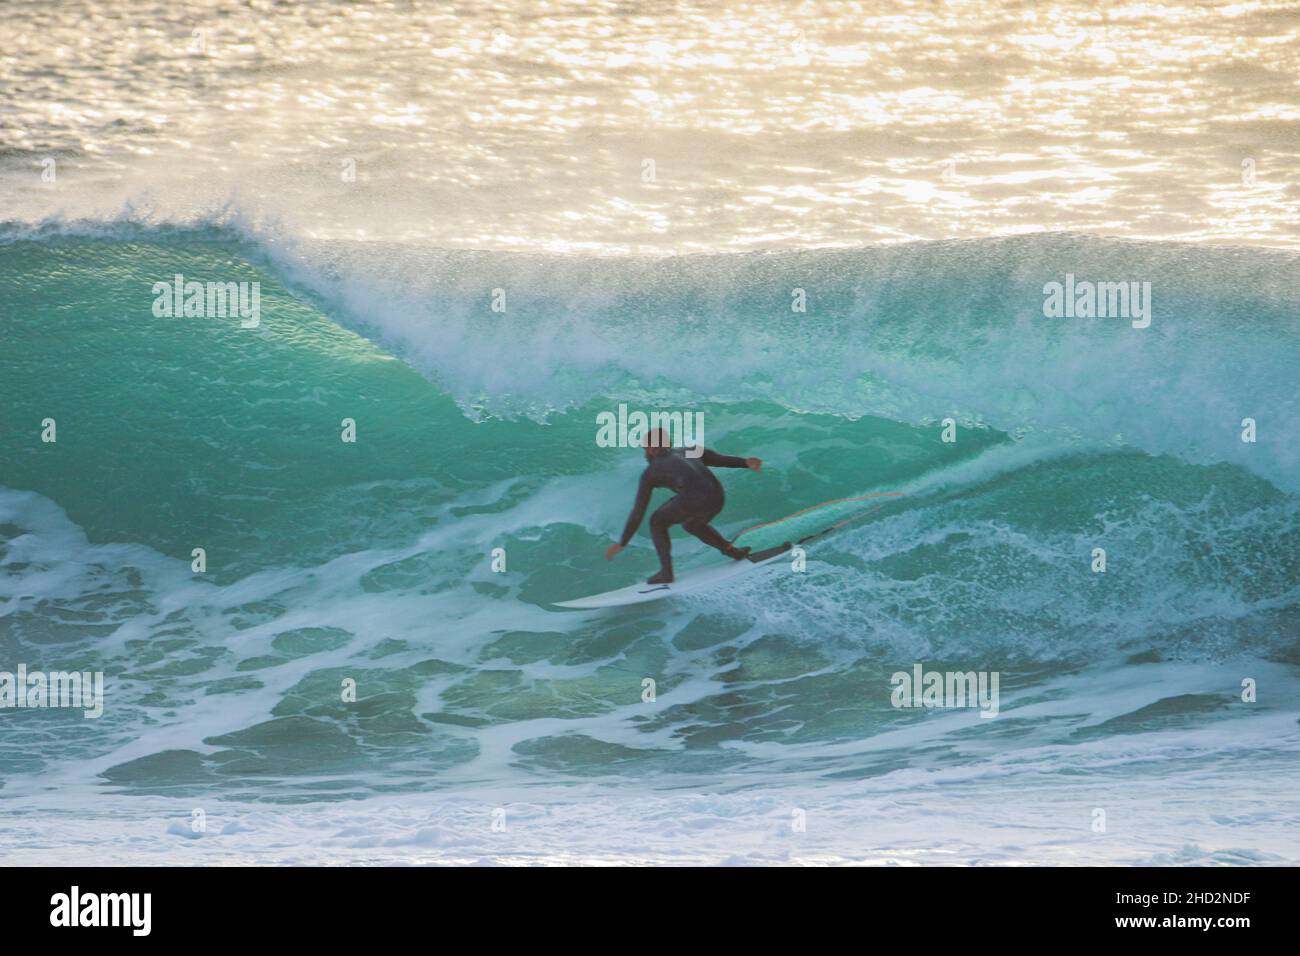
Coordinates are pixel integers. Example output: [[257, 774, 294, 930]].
[[1, 0, 1298, 864], [3, 231, 1298, 862]]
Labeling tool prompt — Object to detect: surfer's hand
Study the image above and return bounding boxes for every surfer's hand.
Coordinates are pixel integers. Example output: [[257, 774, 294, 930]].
[[746, 457, 762, 472], [605, 543, 624, 561]]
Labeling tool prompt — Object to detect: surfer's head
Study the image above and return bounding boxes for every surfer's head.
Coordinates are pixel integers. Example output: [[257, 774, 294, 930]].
[[642, 428, 672, 460]]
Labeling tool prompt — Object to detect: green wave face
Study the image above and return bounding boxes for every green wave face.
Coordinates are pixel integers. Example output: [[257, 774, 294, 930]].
[[1, 237, 1297, 800]]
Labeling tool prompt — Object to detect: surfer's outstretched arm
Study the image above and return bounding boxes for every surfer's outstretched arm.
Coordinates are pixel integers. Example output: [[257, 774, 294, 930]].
[[700, 448, 763, 472], [618, 472, 655, 547]]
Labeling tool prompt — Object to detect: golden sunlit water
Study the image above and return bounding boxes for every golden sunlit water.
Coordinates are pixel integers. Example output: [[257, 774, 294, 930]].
[[2, 0, 1296, 250]]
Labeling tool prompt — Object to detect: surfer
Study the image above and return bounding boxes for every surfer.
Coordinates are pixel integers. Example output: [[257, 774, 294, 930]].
[[604, 429, 763, 584]]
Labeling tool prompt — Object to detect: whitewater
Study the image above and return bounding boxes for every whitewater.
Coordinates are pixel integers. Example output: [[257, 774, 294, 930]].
[[1, 0, 1298, 865]]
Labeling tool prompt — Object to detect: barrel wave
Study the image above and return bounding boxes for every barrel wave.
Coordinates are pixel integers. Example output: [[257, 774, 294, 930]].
[[1, 225, 1297, 864]]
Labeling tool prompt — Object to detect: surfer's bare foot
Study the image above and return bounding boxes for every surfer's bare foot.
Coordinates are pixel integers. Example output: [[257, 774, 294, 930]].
[[646, 568, 674, 584], [722, 545, 751, 560]]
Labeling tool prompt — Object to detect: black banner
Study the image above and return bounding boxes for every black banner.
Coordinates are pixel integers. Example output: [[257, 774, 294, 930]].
[[0, 865, 1283, 942]]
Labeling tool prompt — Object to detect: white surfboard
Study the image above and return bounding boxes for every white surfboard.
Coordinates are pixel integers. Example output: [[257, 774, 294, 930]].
[[554, 543, 792, 609]]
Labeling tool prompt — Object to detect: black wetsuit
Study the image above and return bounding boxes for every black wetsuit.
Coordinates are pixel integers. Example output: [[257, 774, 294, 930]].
[[619, 447, 749, 572]]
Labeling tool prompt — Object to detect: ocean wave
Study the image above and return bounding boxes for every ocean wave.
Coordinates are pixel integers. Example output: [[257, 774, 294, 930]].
[[5, 217, 1296, 491]]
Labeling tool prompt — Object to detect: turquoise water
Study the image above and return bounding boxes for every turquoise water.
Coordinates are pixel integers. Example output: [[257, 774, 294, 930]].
[[2, 233, 1298, 844], [2, 227, 1300, 863], [4, 0, 1299, 868]]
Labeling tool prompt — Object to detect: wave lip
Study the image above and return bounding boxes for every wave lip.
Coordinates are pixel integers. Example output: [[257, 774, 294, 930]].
[[3, 224, 1297, 491], [228, 230, 1300, 492]]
